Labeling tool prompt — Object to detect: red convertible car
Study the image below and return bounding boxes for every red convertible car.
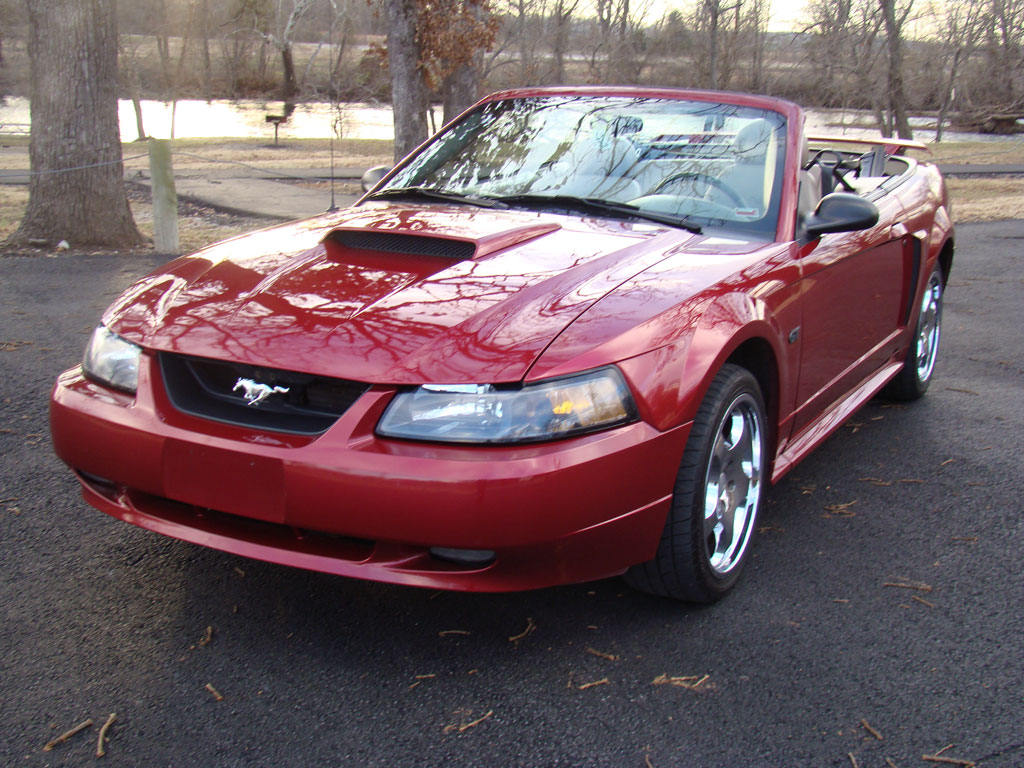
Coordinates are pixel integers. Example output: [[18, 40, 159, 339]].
[[50, 87, 953, 602]]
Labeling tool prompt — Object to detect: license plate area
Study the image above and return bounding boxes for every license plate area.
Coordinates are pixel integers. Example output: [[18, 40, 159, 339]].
[[163, 439, 285, 524]]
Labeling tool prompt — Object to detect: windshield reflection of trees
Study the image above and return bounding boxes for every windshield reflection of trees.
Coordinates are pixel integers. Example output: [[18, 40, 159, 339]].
[[385, 96, 785, 234]]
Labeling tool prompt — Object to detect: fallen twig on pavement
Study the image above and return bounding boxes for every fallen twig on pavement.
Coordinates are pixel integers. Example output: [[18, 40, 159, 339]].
[[861, 719, 883, 740], [508, 617, 536, 644], [884, 581, 933, 593], [922, 753, 974, 766], [205, 683, 224, 701], [96, 713, 116, 757], [444, 710, 493, 733], [43, 719, 94, 751], [652, 673, 710, 690]]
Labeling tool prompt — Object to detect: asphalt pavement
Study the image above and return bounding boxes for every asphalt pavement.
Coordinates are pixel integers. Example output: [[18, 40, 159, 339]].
[[0, 221, 1022, 767]]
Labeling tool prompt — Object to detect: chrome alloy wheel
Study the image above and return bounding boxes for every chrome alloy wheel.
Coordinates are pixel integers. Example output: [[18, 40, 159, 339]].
[[915, 272, 943, 383], [702, 393, 764, 576]]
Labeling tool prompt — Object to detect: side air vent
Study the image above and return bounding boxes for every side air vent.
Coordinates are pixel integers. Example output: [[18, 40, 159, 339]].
[[330, 230, 475, 260]]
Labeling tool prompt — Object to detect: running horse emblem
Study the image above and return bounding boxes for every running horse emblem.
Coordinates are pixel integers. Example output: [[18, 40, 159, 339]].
[[232, 377, 290, 407]]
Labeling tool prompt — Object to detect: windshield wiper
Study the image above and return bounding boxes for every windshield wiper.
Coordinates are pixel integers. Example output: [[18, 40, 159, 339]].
[[493, 194, 702, 234], [363, 187, 508, 209]]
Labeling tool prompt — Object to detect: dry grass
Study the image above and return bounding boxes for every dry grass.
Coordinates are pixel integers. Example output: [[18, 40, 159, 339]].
[[0, 186, 29, 241], [945, 177, 1024, 223], [927, 140, 1024, 165], [128, 195, 268, 254]]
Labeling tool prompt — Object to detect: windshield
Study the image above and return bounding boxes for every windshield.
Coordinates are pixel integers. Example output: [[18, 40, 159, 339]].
[[380, 95, 788, 238]]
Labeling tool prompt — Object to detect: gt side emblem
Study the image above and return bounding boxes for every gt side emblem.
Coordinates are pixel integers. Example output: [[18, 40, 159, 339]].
[[233, 377, 289, 407]]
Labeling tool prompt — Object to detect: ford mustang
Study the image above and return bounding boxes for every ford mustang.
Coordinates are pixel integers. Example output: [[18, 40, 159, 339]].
[[50, 87, 953, 602]]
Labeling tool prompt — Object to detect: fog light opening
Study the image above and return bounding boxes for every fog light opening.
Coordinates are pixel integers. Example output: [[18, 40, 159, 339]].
[[429, 547, 496, 566], [75, 469, 120, 501]]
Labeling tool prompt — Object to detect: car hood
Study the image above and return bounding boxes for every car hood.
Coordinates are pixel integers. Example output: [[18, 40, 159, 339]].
[[105, 203, 707, 384]]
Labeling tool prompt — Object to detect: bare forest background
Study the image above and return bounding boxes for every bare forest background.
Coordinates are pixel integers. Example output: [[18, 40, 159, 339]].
[[1, 0, 1023, 145]]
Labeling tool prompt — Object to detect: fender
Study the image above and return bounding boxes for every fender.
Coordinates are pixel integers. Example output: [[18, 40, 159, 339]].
[[617, 289, 795, 434]]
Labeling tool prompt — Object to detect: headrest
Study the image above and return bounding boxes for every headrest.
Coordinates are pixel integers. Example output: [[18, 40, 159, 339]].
[[733, 119, 774, 161]]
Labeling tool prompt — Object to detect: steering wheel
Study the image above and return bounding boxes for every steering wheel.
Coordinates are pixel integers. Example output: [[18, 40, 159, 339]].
[[807, 149, 856, 193], [653, 171, 745, 206]]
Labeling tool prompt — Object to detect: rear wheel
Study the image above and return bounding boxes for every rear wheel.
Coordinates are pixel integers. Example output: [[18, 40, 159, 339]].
[[626, 364, 767, 602], [883, 265, 944, 401]]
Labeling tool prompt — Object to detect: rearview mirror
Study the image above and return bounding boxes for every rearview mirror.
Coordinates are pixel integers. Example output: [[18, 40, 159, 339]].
[[361, 165, 391, 194], [804, 193, 879, 239]]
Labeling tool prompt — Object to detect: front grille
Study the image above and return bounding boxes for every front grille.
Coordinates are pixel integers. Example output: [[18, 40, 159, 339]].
[[160, 353, 369, 435], [330, 230, 475, 260]]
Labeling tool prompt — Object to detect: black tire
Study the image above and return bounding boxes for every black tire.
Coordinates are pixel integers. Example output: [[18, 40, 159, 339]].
[[626, 364, 768, 602], [883, 265, 944, 401]]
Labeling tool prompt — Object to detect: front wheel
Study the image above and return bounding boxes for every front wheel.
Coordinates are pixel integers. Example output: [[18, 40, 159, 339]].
[[626, 364, 768, 602], [883, 265, 944, 401]]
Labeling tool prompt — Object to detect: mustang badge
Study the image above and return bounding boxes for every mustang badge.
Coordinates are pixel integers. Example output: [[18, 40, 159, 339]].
[[232, 377, 290, 407]]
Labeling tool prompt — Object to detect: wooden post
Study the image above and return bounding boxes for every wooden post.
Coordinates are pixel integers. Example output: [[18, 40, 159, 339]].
[[148, 138, 179, 254]]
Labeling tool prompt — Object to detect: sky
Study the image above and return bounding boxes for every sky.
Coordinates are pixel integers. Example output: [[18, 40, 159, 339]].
[[651, 0, 810, 32], [767, 0, 808, 31]]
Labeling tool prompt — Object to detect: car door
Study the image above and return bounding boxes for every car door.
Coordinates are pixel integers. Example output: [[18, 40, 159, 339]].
[[790, 197, 912, 436]]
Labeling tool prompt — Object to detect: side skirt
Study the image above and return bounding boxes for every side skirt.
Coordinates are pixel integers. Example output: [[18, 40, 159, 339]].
[[771, 360, 902, 483]]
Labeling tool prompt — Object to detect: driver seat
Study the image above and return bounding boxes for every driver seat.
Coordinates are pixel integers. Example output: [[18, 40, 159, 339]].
[[707, 118, 776, 212]]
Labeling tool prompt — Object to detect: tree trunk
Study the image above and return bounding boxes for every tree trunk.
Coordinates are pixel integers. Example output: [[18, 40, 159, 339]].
[[10, 0, 142, 248], [880, 0, 913, 139], [708, 0, 720, 89], [199, 0, 212, 93], [131, 93, 147, 141], [155, 0, 172, 96], [936, 48, 965, 143], [386, 0, 428, 163], [281, 43, 298, 101], [442, 61, 479, 124]]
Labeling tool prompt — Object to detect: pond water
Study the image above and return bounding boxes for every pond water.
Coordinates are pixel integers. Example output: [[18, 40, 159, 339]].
[[0, 97, 432, 142], [0, 96, 1014, 144]]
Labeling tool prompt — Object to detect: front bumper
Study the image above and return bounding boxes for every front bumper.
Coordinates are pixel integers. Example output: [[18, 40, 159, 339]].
[[50, 355, 690, 591]]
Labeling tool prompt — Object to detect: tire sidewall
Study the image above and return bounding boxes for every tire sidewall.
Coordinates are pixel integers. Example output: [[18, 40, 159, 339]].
[[683, 366, 768, 600], [912, 267, 944, 393]]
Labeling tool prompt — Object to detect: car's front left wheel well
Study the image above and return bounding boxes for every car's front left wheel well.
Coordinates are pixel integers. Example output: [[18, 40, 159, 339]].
[[725, 338, 779, 455]]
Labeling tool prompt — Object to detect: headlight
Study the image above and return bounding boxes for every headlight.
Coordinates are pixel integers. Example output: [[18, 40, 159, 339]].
[[377, 367, 638, 444], [82, 325, 141, 393]]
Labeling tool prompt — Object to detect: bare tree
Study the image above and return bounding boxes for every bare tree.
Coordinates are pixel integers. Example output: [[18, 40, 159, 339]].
[[582, 0, 658, 83], [930, 0, 983, 140], [802, 0, 895, 133], [231, 0, 315, 101], [10, 0, 141, 248], [962, 0, 1024, 121], [688, 0, 767, 90], [548, 0, 579, 82]]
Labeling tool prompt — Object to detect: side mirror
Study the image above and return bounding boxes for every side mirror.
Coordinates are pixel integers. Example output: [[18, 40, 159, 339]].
[[361, 165, 391, 194], [804, 192, 879, 239]]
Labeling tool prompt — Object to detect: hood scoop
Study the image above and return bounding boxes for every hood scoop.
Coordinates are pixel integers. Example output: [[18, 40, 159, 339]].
[[331, 230, 476, 260], [326, 221, 561, 262]]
